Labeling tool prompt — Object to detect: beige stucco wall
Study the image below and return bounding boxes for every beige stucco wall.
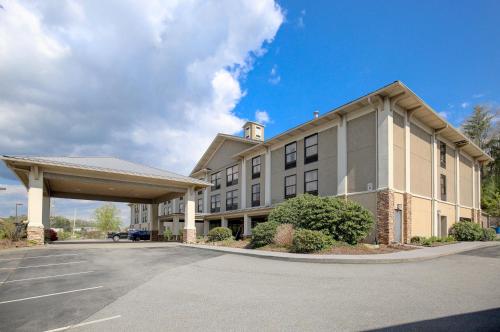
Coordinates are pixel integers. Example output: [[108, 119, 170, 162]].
[[460, 207, 473, 220], [438, 142, 456, 203], [412, 196, 432, 237], [347, 192, 377, 243], [270, 126, 337, 204], [393, 112, 406, 191], [347, 111, 376, 193], [437, 201, 456, 231], [410, 123, 432, 197], [459, 154, 473, 207]]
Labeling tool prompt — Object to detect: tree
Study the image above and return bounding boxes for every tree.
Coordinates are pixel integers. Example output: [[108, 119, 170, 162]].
[[50, 216, 71, 232], [462, 105, 494, 149], [94, 204, 121, 233]]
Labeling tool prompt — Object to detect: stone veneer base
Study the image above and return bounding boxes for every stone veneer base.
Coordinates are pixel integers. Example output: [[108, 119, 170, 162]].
[[376, 189, 395, 245], [27, 226, 44, 245], [183, 228, 196, 243]]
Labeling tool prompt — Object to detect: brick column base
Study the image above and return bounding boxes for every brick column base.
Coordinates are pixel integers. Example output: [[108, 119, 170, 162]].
[[377, 189, 395, 245], [403, 193, 412, 243], [27, 226, 44, 245], [150, 230, 159, 241], [183, 228, 196, 243]]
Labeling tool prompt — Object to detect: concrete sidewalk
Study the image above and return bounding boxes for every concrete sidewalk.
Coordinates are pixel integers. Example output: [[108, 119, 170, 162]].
[[182, 241, 500, 264]]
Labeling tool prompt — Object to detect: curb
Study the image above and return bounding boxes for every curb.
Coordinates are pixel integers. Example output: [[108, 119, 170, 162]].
[[181, 242, 500, 264]]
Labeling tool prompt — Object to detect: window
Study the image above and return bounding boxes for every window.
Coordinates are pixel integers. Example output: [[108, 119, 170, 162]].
[[440, 174, 447, 201], [226, 165, 239, 186], [252, 183, 260, 207], [226, 190, 238, 210], [197, 189, 203, 195], [252, 156, 261, 179], [211, 172, 221, 190], [304, 134, 318, 164], [179, 202, 184, 213], [284, 175, 297, 199], [304, 169, 318, 195], [255, 126, 262, 139], [210, 194, 221, 213], [440, 142, 446, 169], [245, 126, 250, 139], [285, 142, 297, 169], [197, 198, 203, 213]]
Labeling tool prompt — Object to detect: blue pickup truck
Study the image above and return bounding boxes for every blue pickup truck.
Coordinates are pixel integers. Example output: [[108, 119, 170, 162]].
[[128, 230, 151, 241]]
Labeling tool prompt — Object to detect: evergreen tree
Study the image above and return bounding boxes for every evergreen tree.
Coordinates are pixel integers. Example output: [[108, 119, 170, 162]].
[[462, 105, 493, 149]]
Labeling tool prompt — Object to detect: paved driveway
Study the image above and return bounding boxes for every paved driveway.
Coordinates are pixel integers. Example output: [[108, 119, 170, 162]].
[[0, 243, 499, 331]]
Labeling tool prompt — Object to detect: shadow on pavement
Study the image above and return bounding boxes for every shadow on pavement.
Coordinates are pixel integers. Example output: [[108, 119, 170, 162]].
[[365, 307, 500, 332]]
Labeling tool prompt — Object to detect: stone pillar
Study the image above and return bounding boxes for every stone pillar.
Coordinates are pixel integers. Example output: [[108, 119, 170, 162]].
[[27, 167, 46, 245], [243, 214, 252, 237], [203, 220, 209, 236], [183, 187, 196, 243], [403, 193, 412, 243], [42, 195, 51, 229], [150, 203, 159, 241], [377, 189, 395, 245], [221, 216, 228, 228]]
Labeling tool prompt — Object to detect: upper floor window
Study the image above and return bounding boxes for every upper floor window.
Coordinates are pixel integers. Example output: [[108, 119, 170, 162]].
[[179, 201, 184, 213], [211, 194, 221, 213], [440, 142, 446, 169], [211, 172, 221, 190], [284, 174, 297, 199], [226, 190, 239, 211], [440, 174, 447, 201], [245, 127, 251, 139], [304, 169, 318, 195], [226, 165, 239, 187], [255, 126, 262, 139], [304, 134, 318, 164], [285, 142, 297, 169], [251, 183, 260, 207], [252, 156, 261, 179], [197, 198, 203, 213], [142, 204, 147, 212]]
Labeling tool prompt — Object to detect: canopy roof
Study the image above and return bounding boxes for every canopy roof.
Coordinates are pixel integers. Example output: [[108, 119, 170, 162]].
[[2, 156, 211, 204]]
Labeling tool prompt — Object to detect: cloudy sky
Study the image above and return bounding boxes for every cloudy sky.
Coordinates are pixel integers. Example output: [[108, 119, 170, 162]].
[[0, 0, 498, 223]]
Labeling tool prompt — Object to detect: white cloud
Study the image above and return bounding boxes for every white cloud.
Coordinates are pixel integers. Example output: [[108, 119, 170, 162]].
[[255, 110, 271, 124], [461, 102, 470, 109], [0, 0, 284, 220], [297, 9, 306, 28], [473, 93, 485, 99], [268, 64, 281, 84]]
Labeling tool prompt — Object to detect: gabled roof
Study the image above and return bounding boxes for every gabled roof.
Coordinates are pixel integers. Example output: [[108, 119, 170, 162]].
[[190, 134, 260, 176], [2, 155, 211, 187], [232, 81, 493, 163]]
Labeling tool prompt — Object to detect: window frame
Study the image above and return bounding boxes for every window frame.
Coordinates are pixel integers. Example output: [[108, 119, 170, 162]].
[[225, 189, 239, 211], [211, 172, 221, 190], [440, 141, 447, 169], [285, 142, 297, 170], [251, 183, 261, 207], [226, 165, 239, 187], [304, 133, 318, 164], [197, 198, 203, 213], [304, 169, 319, 196], [440, 174, 447, 201], [284, 174, 297, 199], [252, 156, 261, 179], [210, 194, 221, 213]]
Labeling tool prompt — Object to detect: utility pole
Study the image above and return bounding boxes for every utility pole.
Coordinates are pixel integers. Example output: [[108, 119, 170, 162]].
[[72, 208, 77, 239]]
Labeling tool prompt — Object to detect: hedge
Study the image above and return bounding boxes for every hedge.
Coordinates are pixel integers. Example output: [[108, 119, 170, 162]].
[[207, 227, 232, 242], [250, 221, 279, 248], [291, 229, 333, 253]]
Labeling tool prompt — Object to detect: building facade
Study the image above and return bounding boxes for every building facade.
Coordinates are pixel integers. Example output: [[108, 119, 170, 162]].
[[130, 81, 492, 244]]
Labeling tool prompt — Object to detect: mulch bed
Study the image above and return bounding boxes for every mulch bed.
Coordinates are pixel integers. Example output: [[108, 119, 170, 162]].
[[0, 239, 30, 250]]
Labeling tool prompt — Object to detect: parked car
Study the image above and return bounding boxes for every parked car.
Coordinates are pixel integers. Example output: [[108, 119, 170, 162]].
[[128, 230, 150, 241], [44, 228, 58, 242], [107, 231, 129, 242]]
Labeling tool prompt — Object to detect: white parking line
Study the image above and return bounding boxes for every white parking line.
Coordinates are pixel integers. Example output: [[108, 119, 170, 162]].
[[0, 286, 103, 304], [0, 261, 87, 270], [44, 315, 121, 332], [0, 253, 80, 262], [0, 271, 95, 284]]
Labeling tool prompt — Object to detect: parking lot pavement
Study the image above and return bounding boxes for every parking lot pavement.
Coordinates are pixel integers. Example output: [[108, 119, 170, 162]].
[[0, 245, 221, 332]]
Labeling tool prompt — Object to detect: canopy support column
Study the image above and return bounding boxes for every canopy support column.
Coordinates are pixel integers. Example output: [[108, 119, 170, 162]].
[[27, 167, 47, 244], [183, 187, 196, 243], [150, 204, 159, 241]]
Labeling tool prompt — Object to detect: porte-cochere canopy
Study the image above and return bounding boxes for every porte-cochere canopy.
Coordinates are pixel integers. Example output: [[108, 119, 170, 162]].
[[1, 156, 212, 244]]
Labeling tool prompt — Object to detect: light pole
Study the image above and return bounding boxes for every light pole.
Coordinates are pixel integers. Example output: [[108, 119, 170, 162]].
[[15, 203, 23, 224]]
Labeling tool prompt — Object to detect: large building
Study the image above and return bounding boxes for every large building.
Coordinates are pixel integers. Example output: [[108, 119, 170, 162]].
[[130, 81, 492, 244]]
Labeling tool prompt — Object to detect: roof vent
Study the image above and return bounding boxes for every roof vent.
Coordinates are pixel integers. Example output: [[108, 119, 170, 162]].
[[313, 110, 320, 119]]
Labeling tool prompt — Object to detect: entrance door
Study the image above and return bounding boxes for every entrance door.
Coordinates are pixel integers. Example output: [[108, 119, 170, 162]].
[[393, 209, 402, 243], [440, 216, 448, 237], [228, 219, 244, 240]]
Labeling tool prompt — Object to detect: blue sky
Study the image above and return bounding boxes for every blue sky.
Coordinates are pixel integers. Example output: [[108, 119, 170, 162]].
[[0, 0, 497, 221], [234, 0, 499, 137]]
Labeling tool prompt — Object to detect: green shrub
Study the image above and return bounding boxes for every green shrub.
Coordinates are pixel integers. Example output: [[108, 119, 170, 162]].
[[0, 220, 16, 241], [410, 236, 424, 244], [163, 228, 173, 241], [481, 228, 497, 241], [443, 235, 456, 242], [250, 221, 279, 248], [291, 229, 333, 253], [268, 194, 373, 244], [207, 227, 232, 242], [449, 221, 483, 241]]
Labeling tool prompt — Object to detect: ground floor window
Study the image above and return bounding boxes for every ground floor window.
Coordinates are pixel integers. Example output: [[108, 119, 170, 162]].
[[252, 183, 260, 207]]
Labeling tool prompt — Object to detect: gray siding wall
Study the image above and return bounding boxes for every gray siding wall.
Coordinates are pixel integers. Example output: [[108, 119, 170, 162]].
[[410, 122, 432, 197], [347, 111, 376, 193], [270, 126, 338, 204], [246, 154, 265, 208], [393, 112, 406, 191]]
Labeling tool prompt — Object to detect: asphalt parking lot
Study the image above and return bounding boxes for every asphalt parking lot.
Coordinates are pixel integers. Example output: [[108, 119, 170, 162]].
[[1, 243, 500, 331]]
